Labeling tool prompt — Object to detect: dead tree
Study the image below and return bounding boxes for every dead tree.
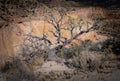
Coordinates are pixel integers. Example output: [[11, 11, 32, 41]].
[[17, 7, 104, 62], [44, 7, 104, 49]]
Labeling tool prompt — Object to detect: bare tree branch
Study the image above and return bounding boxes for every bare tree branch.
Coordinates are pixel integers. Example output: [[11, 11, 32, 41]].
[[62, 19, 103, 48], [44, 7, 104, 50]]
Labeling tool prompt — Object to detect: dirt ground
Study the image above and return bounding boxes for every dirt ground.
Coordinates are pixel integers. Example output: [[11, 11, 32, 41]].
[[33, 58, 120, 81], [56, 69, 120, 81]]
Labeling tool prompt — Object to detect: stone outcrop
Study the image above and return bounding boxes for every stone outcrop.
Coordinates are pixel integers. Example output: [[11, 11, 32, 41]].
[[0, 0, 109, 59], [0, 8, 108, 56]]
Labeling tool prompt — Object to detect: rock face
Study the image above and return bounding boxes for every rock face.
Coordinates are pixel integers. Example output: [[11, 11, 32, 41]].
[[0, 0, 108, 60]]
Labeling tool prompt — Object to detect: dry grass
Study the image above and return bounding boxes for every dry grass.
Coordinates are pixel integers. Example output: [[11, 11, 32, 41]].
[[0, 53, 8, 70], [0, 58, 36, 81]]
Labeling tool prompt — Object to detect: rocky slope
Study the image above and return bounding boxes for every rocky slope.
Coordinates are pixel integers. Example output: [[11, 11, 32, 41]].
[[0, 0, 120, 81]]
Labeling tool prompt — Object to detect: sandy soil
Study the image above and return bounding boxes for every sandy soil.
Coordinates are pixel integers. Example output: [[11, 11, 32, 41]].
[[33, 60, 120, 81], [60, 69, 120, 81], [34, 61, 74, 74]]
